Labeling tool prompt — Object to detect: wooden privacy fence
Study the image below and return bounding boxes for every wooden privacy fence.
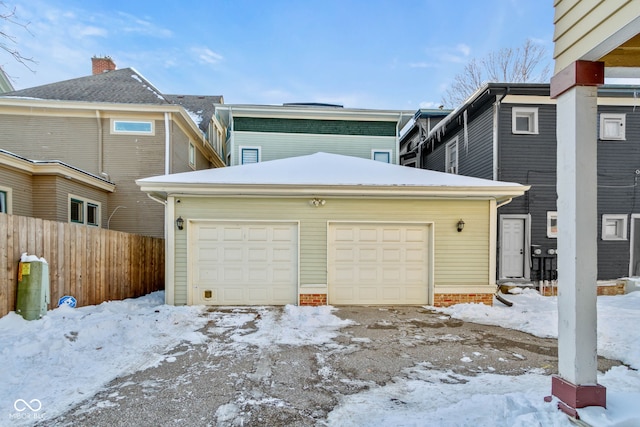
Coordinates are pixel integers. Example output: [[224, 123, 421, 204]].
[[0, 213, 165, 318]]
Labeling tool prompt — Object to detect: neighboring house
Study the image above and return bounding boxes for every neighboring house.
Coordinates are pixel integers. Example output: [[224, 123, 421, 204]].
[[0, 57, 225, 238], [214, 103, 414, 165], [399, 108, 452, 168], [0, 66, 14, 93], [0, 149, 115, 223], [402, 82, 640, 282], [137, 152, 528, 307]]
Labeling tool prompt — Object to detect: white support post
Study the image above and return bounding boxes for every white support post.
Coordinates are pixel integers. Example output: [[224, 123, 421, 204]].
[[556, 85, 599, 385], [548, 68, 606, 415]]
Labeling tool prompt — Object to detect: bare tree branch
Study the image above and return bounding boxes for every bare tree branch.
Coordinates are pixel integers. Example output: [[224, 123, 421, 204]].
[[441, 39, 551, 108], [0, 1, 36, 74]]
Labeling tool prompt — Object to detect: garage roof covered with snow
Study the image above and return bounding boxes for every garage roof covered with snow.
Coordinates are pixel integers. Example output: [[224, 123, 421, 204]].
[[138, 152, 528, 201]]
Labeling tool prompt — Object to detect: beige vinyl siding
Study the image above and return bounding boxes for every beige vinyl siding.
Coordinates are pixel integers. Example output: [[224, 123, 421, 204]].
[[232, 132, 397, 165], [32, 176, 109, 225], [0, 167, 33, 216], [173, 197, 490, 305], [103, 119, 166, 237], [553, 0, 639, 71], [0, 114, 101, 174]]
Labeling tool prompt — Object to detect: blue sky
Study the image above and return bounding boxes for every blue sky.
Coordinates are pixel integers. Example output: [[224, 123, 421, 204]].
[[1, 1, 554, 110]]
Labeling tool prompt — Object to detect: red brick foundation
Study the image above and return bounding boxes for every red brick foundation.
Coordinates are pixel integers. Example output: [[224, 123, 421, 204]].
[[433, 293, 493, 307], [539, 282, 625, 297], [299, 293, 327, 306]]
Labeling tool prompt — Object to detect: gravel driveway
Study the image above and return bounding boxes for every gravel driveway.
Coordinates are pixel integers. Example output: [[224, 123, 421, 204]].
[[42, 305, 620, 426]]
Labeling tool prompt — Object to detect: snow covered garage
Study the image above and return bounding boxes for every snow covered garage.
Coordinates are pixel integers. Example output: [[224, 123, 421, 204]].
[[137, 153, 528, 307]]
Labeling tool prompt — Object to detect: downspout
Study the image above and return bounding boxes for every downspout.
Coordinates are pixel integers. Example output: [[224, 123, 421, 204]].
[[164, 112, 171, 175], [496, 198, 513, 209], [395, 113, 402, 164], [493, 87, 510, 181], [95, 110, 104, 176]]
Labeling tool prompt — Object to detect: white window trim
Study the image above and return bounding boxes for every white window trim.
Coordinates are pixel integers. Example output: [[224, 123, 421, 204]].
[[602, 214, 628, 241], [372, 149, 392, 163], [512, 107, 539, 135], [445, 137, 458, 174], [599, 113, 626, 141], [111, 119, 155, 136], [239, 146, 261, 164], [0, 185, 12, 214], [547, 211, 557, 238], [188, 142, 196, 169], [68, 194, 102, 227]]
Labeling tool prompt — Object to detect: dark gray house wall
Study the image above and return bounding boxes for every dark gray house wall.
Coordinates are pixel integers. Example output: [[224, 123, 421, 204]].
[[419, 83, 640, 281]]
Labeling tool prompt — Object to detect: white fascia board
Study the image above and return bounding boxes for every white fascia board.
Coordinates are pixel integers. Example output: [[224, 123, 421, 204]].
[[216, 104, 413, 121], [136, 183, 529, 202]]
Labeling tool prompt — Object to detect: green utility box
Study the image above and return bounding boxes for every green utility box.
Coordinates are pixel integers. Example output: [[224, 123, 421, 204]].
[[16, 260, 50, 320]]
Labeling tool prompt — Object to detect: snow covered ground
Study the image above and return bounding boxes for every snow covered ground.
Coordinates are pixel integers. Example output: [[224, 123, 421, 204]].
[[1, 289, 639, 426]]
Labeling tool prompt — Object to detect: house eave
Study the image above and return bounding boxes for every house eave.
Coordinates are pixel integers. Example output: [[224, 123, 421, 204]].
[[0, 150, 116, 192], [136, 183, 529, 202]]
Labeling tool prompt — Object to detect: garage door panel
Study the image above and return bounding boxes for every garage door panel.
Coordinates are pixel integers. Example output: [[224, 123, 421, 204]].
[[382, 229, 401, 242], [329, 223, 430, 305], [191, 221, 298, 305], [223, 228, 243, 241]]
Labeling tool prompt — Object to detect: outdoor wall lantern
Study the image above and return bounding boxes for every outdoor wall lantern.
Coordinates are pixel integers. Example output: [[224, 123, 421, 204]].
[[309, 198, 326, 207], [457, 219, 465, 232], [176, 216, 185, 230]]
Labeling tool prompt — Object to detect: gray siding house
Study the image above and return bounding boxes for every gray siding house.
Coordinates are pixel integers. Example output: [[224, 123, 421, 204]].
[[0, 57, 225, 238], [400, 83, 640, 282]]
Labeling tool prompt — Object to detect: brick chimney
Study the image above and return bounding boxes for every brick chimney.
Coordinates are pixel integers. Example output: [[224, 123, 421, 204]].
[[91, 56, 116, 75]]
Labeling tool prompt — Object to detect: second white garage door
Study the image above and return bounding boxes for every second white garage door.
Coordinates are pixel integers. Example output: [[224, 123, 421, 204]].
[[189, 221, 298, 305], [328, 222, 431, 305]]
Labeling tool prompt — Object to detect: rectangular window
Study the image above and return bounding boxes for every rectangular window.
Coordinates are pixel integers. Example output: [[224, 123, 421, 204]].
[[69, 195, 101, 227], [372, 150, 391, 163], [112, 120, 154, 135], [547, 211, 558, 238], [189, 142, 196, 169], [87, 203, 99, 226], [240, 147, 260, 164], [602, 214, 627, 240], [0, 190, 6, 214], [70, 199, 84, 223], [600, 113, 625, 140], [512, 107, 539, 134], [445, 138, 458, 174]]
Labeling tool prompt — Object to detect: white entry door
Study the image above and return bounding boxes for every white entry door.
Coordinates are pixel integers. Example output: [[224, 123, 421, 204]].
[[500, 217, 526, 278], [328, 222, 431, 305]]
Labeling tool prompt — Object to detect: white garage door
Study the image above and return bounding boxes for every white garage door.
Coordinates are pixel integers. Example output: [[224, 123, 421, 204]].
[[190, 221, 298, 305], [328, 222, 430, 305]]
